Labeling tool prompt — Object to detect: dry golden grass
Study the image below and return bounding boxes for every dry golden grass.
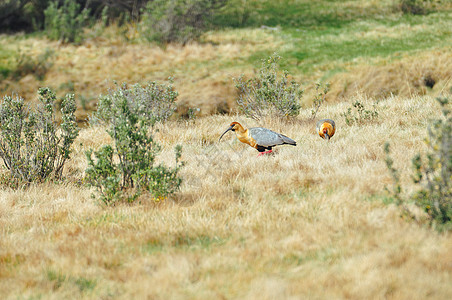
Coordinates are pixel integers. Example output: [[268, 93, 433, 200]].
[[328, 49, 452, 102], [1, 94, 452, 299], [0, 28, 285, 118]]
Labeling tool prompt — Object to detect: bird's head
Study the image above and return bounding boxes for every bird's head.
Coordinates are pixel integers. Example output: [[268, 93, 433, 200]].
[[219, 122, 243, 141]]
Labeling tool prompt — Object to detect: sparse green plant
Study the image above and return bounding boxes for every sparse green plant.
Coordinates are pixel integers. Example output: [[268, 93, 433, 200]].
[[384, 142, 403, 205], [341, 100, 378, 125], [384, 97, 451, 231], [85, 82, 184, 205], [139, 0, 228, 45], [411, 97, 451, 230], [44, 0, 90, 44], [0, 88, 79, 187], [234, 53, 303, 120], [310, 82, 330, 120], [12, 47, 54, 80]]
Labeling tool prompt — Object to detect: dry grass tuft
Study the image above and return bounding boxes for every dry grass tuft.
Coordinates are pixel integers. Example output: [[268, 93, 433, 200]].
[[1, 94, 452, 298]]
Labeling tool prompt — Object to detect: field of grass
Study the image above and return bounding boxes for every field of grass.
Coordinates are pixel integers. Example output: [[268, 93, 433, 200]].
[[1, 0, 452, 299], [1, 95, 452, 299]]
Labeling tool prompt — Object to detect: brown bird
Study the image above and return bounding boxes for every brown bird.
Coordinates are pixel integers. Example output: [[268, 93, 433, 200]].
[[316, 119, 336, 140], [219, 122, 296, 156]]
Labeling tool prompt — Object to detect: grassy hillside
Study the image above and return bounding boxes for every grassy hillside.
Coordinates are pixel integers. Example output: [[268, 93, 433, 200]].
[[1, 95, 452, 299], [0, 0, 452, 299], [0, 0, 451, 118]]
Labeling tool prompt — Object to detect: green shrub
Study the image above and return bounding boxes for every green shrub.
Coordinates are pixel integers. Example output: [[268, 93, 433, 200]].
[[385, 97, 451, 231], [234, 53, 303, 120], [44, 0, 90, 44], [139, 0, 228, 45], [0, 87, 79, 186], [340, 101, 378, 125], [85, 81, 184, 205]]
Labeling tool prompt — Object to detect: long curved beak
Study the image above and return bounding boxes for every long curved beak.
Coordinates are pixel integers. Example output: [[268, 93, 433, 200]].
[[219, 126, 233, 141]]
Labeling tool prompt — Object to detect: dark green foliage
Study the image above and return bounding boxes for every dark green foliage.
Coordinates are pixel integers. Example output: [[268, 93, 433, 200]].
[[411, 97, 451, 230], [234, 53, 303, 120], [0, 88, 79, 186], [44, 0, 91, 44], [341, 101, 379, 125], [139, 0, 228, 44], [398, 0, 428, 15], [85, 81, 183, 205]]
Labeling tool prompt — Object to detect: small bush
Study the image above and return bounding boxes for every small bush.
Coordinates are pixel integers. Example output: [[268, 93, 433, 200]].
[[85, 81, 183, 205], [234, 53, 303, 120], [398, 0, 427, 15], [139, 0, 228, 45], [385, 97, 451, 231], [340, 101, 378, 125], [44, 0, 90, 44], [0, 88, 79, 186]]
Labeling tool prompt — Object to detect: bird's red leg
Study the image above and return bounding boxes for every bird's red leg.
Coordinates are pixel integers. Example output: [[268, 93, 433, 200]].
[[257, 149, 273, 157]]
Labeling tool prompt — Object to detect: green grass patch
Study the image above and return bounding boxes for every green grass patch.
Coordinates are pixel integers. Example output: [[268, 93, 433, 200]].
[[45, 268, 97, 293], [282, 247, 342, 266], [245, 10, 452, 77], [74, 277, 97, 292], [365, 194, 397, 205], [172, 234, 227, 250], [214, 0, 396, 28], [0, 45, 16, 79]]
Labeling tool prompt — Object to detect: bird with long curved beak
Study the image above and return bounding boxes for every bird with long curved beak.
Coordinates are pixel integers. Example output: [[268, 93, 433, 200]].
[[316, 119, 336, 140], [219, 122, 296, 156]]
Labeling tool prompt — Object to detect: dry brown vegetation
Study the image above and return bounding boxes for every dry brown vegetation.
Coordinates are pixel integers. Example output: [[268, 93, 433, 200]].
[[0, 28, 283, 118], [2, 22, 451, 120], [1, 94, 452, 299], [328, 49, 452, 101]]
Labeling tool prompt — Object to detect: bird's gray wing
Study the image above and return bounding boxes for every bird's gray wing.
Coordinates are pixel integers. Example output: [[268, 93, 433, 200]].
[[249, 127, 296, 146]]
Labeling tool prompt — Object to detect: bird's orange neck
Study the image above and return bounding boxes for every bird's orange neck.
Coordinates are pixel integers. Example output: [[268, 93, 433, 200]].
[[234, 124, 257, 148]]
